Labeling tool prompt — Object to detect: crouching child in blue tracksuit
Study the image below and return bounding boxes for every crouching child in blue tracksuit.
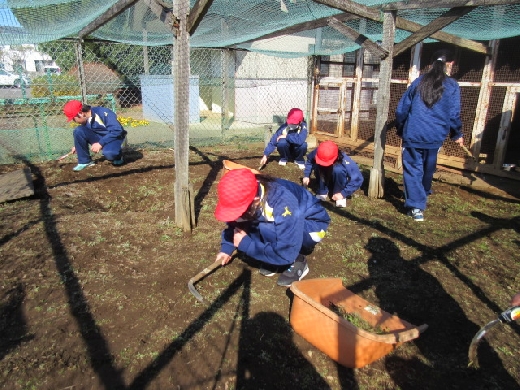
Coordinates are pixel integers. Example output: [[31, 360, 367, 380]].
[[259, 108, 308, 170], [303, 141, 364, 208], [63, 99, 127, 172], [214, 168, 330, 287]]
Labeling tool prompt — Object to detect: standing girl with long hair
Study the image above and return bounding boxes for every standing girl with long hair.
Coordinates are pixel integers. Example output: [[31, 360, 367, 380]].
[[395, 49, 464, 221]]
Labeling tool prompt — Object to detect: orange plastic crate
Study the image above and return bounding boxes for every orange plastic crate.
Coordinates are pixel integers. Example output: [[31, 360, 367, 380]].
[[290, 278, 427, 368]]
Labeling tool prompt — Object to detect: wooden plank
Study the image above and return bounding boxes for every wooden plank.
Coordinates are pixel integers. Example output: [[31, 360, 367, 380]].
[[79, 0, 141, 38], [313, 0, 489, 54], [0, 169, 34, 203], [314, 135, 477, 172], [233, 13, 357, 47], [493, 87, 517, 169], [393, 7, 476, 57], [328, 17, 389, 58], [381, 0, 520, 10], [471, 39, 499, 159], [394, 17, 489, 54], [187, 0, 214, 35]]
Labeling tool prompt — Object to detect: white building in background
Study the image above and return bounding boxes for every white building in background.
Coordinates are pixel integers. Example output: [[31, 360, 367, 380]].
[[0, 44, 57, 74]]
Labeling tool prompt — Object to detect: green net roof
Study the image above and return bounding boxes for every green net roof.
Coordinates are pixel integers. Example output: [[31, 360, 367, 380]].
[[2, 0, 520, 56]]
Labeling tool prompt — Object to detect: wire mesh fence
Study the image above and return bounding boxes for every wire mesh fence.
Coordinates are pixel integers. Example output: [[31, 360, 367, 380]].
[[1, 37, 520, 170], [0, 42, 310, 164]]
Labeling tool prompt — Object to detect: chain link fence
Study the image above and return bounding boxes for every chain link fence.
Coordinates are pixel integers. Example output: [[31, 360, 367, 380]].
[[0, 41, 310, 164]]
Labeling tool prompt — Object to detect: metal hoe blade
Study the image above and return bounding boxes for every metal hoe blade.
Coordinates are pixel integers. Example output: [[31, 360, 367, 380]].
[[188, 259, 222, 303], [468, 318, 500, 368]]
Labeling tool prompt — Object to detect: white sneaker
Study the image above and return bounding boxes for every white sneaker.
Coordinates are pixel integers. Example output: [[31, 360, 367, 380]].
[[335, 198, 347, 208], [316, 194, 328, 201], [296, 162, 305, 170], [278, 160, 287, 166]]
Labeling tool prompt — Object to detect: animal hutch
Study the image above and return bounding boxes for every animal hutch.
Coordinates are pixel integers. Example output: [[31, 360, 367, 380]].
[[310, 37, 520, 180]]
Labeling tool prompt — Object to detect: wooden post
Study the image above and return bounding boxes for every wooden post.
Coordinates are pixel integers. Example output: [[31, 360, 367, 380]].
[[74, 41, 87, 102], [311, 59, 320, 134], [221, 49, 232, 135], [350, 47, 364, 141], [493, 87, 518, 169], [471, 40, 499, 159], [173, 0, 195, 231], [408, 42, 422, 84], [337, 80, 347, 137], [368, 11, 395, 199], [143, 29, 149, 75]]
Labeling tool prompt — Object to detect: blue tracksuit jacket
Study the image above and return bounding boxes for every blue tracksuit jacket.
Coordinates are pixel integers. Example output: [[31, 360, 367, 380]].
[[303, 149, 364, 198], [220, 178, 330, 266], [86, 106, 127, 146], [395, 75, 463, 148], [263, 121, 308, 157]]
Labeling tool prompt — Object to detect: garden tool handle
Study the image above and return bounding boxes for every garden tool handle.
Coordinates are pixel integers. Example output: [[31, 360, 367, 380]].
[[499, 306, 520, 323], [188, 259, 223, 303]]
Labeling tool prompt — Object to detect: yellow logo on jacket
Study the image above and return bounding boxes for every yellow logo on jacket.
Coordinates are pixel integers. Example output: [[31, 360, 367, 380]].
[[282, 207, 292, 217]]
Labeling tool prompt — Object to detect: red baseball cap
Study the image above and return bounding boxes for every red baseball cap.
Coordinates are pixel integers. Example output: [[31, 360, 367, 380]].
[[215, 169, 258, 222], [63, 100, 83, 122], [316, 141, 339, 166], [286, 108, 304, 127]]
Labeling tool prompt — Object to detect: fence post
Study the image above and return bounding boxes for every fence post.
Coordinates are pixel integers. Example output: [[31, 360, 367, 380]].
[[368, 11, 395, 199], [174, 0, 195, 231]]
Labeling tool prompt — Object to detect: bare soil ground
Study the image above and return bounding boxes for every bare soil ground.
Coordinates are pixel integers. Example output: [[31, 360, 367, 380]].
[[1, 143, 519, 390]]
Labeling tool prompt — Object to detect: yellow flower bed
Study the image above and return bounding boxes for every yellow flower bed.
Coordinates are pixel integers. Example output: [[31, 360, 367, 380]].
[[118, 117, 150, 127], [69, 116, 150, 128]]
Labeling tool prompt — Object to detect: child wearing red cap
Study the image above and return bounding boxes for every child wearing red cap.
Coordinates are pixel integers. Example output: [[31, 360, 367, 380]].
[[214, 168, 330, 287], [259, 108, 308, 170], [62, 100, 127, 171], [302, 141, 364, 207]]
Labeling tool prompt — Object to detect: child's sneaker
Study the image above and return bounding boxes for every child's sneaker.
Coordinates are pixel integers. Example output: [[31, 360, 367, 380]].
[[112, 156, 124, 166], [259, 264, 285, 277], [407, 208, 424, 221], [295, 161, 305, 170], [277, 255, 309, 287], [316, 194, 328, 201], [278, 159, 287, 166], [73, 161, 95, 171]]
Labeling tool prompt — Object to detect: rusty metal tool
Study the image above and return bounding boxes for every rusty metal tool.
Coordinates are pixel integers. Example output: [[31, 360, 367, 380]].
[[188, 259, 222, 303]]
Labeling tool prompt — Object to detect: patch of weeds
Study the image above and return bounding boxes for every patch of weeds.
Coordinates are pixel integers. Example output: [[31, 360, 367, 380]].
[[138, 186, 158, 197], [329, 302, 387, 334], [87, 232, 106, 246], [341, 242, 366, 263]]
